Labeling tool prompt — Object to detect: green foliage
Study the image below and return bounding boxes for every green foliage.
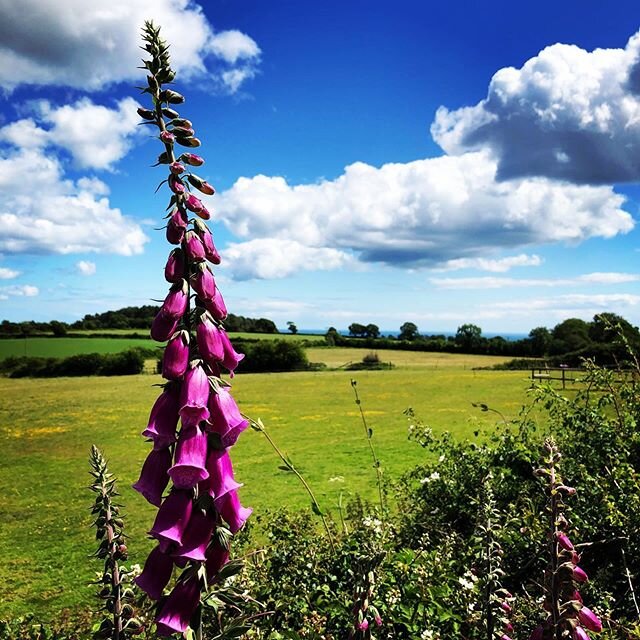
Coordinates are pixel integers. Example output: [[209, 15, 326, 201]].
[[3, 349, 146, 378], [398, 322, 419, 341], [235, 339, 310, 373], [345, 352, 395, 371]]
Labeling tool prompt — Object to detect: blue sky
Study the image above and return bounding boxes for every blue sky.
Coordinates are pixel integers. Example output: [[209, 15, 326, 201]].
[[1, 1, 639, 334]]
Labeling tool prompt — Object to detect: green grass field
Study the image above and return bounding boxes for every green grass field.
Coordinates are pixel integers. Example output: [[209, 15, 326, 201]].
[[0, 332, 319, 361], [0, 348, 540, 619]]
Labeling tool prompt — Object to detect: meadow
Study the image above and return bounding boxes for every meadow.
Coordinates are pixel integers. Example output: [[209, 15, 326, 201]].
[[0, 346, 541, 620], [0, 332, 318, 360]]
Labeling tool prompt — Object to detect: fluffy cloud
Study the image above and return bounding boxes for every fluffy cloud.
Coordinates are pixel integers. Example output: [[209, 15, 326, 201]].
[[435, 253, 542, 272], [431, 272, 640, 290], [0, 268, 20, 279], [0, 284, 39, 297], [216, 152, 633, 278], [0, 148, 148, 255], [1, 98, 141, 170], [431, 31, 640, 183], [222, 238, 352, 280], [0, 0, 260, 94], [76, 261, 97, 276]]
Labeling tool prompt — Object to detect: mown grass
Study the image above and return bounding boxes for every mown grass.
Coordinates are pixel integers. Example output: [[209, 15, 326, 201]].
[[0, 333, 318, 361], [0, 351, 539, 619]]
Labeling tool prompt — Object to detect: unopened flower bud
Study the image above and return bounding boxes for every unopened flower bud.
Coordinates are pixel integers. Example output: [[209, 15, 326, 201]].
[[185, 231, 206, 262], [573, 627, 589, 640], [162, 107, 179, 119], [161, 280, 189, 319], [164, 248, 185, 283], [166, 209, 187, 245], [169, 162, 184, 175], [557, 485, 577, 495], [156, 151, 171, 165], [171, 118, 192, 128], [194, 219, 221, 264], [159, 130, 175, 144], [171, 126, 195, 137], [159, 89, 185, 104], [187, 174, 215, 195], [556, 532, 574, 551], [176, 136, 201, 148], [578, 607, 602, 632], [185, 193, 205, 214], [162, 330, 190, 380], [573, 566, 589, 582], [191, 262, 216, 301], [500, 602, 512, 614], [137, 107, 156, 120], [168, 174, 185, 194], [180, 153, 204, 166]]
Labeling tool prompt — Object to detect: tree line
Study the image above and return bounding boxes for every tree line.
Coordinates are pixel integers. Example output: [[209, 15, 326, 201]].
[[0, 306, 279, 336], [336, 313, 640, 365]]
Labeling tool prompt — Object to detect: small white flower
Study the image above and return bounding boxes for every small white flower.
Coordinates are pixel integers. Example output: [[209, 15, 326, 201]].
[[328, 476, 345, 483], [420, 471, 441, 484], [458, 576, 475, 590]]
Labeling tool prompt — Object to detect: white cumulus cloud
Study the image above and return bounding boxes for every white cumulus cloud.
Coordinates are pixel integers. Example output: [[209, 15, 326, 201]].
[[0, 148, 148, 255], [1, 98, 142, 170], [76, 260, 97, 276], [0, 267, 20, 279], [435, 253, 542, 272], [431, 31, 640, 183], [222, 238, 352, 280], [431, 272, 640, 290], [0, 284, 39, 297], [0, 0, 261, 94], [216, 152, 633, 278]]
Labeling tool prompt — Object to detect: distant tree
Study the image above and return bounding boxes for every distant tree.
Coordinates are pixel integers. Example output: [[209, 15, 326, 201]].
[[287, 321, 298, 335], [325, 326, 340, 346], [589, 313, 640, 345], [50, 321, 68, 337], [365, 323, 380, 339], [528, 326, 551, 356], [348, 323, 368, 338], [455, 324, 483, 351], [399, 322, 419, 341], [550, 318, 590, 355]]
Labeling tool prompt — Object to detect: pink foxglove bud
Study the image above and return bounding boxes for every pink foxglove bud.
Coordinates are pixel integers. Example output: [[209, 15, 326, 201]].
[[180, 153, 204, 166], [150, 489, 193, 548], [504, 622, 514, 632], [572, 590, 583, 603], [573, 566, 589, 582], [357, 619, 369, 632], [573, 627, 589, 640], [374, 614, 382, 627], [220, 330, 245, 376], [173, 509, 215, 561], [171, 126, 195, 137], [168, 174, 185, 194], [142, 385, 180, 448], [194, 219, 221, 264], [499, 636, 513, 640], [556, 532, 574, 551], [578, 607, 602, 632], [160, 130, 175, 144], [216, 487, 252, 533], [166, 208, 187, 245], [160, 280, 188, 320], [197, 312, 224, 363], [135, 546, 174, 600], [169, 161, 184, 175], [500, 602, 512, 614], [184, 193, 205, 214], [169, 424, 210, 489], [162, 330, 190, 380], [185, 230, 206, 262], [155, 576, 201, 636], [162, 107, 179, 119], [171, 118, 193, 128], [132, 448, 172, 507], [179, 362, 211, 427], [191, 262, 216, 301], [187, 174, 215, 195], [164, 248, 185, 283], [205, 286, 228, 320], [208, 387, 249, 448], [150, 311, 178, 342]]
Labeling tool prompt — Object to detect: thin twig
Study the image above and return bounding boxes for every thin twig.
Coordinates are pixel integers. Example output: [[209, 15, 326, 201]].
[[249, 417, 336, 552]]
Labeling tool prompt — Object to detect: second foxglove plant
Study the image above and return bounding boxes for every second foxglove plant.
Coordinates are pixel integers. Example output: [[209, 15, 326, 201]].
[[132, 21, 251, 638], [530, 439, 602, 640]]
